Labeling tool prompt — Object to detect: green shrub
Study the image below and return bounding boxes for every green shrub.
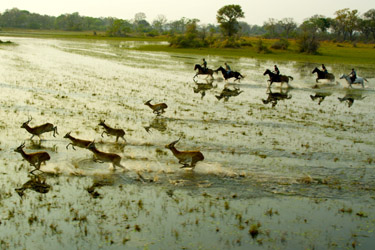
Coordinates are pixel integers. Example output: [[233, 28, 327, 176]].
[[256, 39, 271, 54], [271, 39, 290, 50], [297, 33, 320, 54]]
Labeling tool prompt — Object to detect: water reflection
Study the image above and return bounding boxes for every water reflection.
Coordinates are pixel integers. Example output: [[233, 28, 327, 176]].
[[262, 88, 292, 107], [193, 79, 217, 99], [15, 174, 51, 197], [215, 86, 243, 101], [29, 140, 58, 152], [144, 116, 168, 133], [310, 90, 332, 105], [338, 89, 366, 107]]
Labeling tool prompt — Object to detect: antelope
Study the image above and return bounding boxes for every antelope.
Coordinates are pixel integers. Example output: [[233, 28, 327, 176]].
[[98, 120, 126, 142], [64, 132, 91, 150], [144, 99, 168, 115], [21, 116, 58, 140], [86, 141, 126, 170], [165, 138, 204, 169], [14, 142, 51, 174]]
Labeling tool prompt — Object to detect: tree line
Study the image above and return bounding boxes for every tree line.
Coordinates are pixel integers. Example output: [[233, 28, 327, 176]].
[[1, 6, 375, 44]]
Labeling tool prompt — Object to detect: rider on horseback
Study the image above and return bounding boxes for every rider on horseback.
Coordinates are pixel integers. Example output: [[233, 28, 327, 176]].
[[349, 68, 356, 83], [202, 58, 207, 73], [273, 65, 280, 81], [322, 64, 328, 74], [224, 62, 231, 74]]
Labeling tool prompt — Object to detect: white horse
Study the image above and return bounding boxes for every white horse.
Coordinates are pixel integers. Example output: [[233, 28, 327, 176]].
[[340, 74, 367, 88]]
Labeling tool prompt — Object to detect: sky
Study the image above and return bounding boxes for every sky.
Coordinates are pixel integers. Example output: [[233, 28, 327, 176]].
[[0, 0, 374, 25]]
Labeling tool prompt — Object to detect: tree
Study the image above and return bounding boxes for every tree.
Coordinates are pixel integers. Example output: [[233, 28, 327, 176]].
[[152, 14, 167, 34], [363, 9, 375, 40], [106, 18, 132, 37], [263, 18, 280, 38], [216, 5, 244, 37], [333, 8, 360, 41], [133, 12, 151, 33], [278, 18, 297, 38]]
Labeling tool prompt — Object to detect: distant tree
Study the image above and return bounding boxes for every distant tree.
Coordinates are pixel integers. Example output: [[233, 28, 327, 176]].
[[238, 21, 251, 36], [363, 9, 375, 40], [304, 15, 332, 34], [216, 5, 245, 37], [106, 18, 132, 37], [152, 14, 167, 34], [263, 18, 280, 38], [133, 12, 151, 33], [333, 8, 360, 41], [167, 17, 188, 34], [278, 18, 297, 38]]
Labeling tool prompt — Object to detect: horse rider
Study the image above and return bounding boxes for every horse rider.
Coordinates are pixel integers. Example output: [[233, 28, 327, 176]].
[[202, 58, 207, 73], [224, 62, 231, 74], [273, 65, 280, 81], [273, 65, 280, 75], [349, 68, 357, 83], [322, 64, 328, 74]]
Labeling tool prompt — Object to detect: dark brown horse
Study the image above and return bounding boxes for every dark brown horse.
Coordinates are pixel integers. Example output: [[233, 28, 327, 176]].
[[312, 67, 335, 82], [263, 69, 293, 88], [215, 66, 244, 82], [194, 64, 214, 81]]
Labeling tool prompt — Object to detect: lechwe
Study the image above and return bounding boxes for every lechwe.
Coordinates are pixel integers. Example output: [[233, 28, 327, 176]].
[[14, 142, 50, 174], [64, 132, 91, 150], [144, 99, 168, 116], [165, 138, 204, 169], [86, 141, 126, 170], [21, 116, 58, 140], [98, 120, 126, 142]]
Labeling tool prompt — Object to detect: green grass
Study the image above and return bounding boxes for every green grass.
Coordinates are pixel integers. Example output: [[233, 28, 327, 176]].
[[136, 39, 375, 67], [2, 29, 375, 67]]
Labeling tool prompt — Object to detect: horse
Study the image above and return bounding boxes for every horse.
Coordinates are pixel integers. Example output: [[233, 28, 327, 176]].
[[263, 69, 293, 88], [194, 64, 214, 81], [215, 66, 244, 82], [312, 67, 335, 82], [340, 74, 367, 88]]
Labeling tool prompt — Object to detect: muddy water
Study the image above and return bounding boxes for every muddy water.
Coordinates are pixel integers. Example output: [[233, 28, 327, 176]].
[[0, 37, 374, 249]]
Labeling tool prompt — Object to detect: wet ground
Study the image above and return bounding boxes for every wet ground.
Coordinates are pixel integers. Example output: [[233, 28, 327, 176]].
[[0, 37, 374, 249]]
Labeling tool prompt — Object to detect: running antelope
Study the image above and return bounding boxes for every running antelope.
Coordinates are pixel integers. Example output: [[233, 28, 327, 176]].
[[98, 120, 126, 142], [144, 99, 168, 115], [64, 132, 91, 150], [14, 142, 51, 174], [86, 141, 125, 170], [165, 138, 204, 169], [21, 116, 58, 140]]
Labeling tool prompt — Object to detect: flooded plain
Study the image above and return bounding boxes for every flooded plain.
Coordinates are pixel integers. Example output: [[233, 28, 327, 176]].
[[0, 37, 374, 249]]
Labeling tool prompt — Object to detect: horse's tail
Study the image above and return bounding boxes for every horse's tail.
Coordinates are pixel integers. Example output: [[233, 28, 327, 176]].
[[364, 78, 368, 82], [239, 73, 244, 78], [288, 76, 294, 81]]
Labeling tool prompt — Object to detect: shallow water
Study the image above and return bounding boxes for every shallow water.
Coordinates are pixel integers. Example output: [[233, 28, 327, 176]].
[[0, 37, 374, 249]]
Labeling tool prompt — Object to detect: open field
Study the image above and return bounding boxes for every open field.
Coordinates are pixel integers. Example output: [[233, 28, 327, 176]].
[[0, 36, 375, 249]]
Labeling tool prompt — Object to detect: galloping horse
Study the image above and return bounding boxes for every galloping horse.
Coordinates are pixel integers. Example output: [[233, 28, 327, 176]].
[[340, 74, 367, 88], [215, 66, 244, 82], [263, 69, 293, 88], [194, 64, 214, 81], [312, 67, 335, 82]]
